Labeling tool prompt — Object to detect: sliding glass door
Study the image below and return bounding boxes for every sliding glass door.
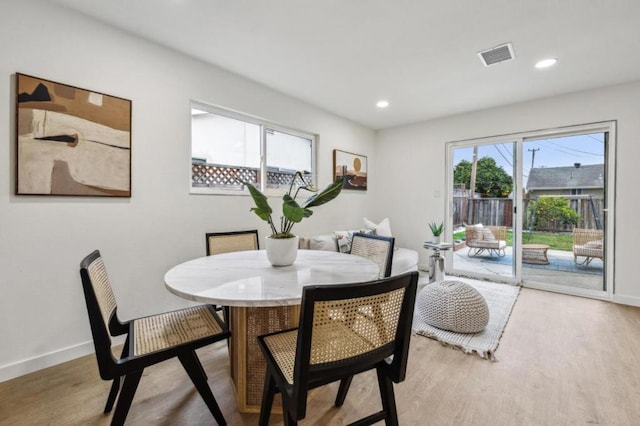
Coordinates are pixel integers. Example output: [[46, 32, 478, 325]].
[[449, 140, 517, 282], [446, 122, 614, 299]]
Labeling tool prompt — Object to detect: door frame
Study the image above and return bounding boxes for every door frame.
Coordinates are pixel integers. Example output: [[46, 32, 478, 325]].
[[445, 121, 615, 301]]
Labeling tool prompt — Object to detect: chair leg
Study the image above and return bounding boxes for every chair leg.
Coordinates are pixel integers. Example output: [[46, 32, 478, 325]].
[[110, 369, 143, 426], [178, 351, 226, 426], [335, 376, 354, 407], [105, 338, 130, 413], [259, 370, 277, 426], [104, 376, 121, 414], [376, 368, 398, 426]]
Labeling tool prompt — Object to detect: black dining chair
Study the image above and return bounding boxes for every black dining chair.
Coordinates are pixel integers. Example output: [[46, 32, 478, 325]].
[[350, 232, 395, 278], [257, 271, 419, 426], [79, 250, 230, 425], [205, 229, 260, 322], [206, 229, 259, 256]]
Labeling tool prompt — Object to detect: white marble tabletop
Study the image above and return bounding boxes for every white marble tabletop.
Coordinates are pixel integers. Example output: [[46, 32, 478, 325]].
[[164, 250, 380, 307]]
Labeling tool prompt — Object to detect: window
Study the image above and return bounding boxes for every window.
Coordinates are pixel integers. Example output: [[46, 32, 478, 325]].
[[191, 102, 315, 194]]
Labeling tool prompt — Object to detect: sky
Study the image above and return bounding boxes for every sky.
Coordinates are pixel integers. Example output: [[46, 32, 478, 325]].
[[453, 132, 605, 188]]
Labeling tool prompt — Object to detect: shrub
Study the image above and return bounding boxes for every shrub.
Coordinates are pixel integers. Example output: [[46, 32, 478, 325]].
[[529, 197, 581, 231]]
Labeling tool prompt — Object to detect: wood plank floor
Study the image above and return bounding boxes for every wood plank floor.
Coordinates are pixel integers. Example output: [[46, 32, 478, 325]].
[[2, 287, 640, 425]]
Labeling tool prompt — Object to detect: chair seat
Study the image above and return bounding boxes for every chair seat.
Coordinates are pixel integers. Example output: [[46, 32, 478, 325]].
[[133, 305, 224, 356], [469, 239, 506, 249], [263, 321, 385, 385]]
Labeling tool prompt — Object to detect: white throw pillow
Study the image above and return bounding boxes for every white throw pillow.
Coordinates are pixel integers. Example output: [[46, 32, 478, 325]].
[[363, 217, 393, 237]]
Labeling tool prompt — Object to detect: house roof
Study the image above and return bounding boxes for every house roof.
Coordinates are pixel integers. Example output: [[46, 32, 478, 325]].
[[527, 164, 604, 191]]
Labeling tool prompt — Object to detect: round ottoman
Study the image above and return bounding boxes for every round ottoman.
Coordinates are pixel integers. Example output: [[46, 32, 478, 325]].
[[416, 280, 489, 333]]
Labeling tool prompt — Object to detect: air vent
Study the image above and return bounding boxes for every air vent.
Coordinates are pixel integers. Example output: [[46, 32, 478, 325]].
[[478, 43, 515, 66]]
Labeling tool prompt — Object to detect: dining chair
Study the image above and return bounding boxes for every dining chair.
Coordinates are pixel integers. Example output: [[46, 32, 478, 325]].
[[350, 232, 395, 278], [205, 229, 260, 322], [206, 229, 259, 256], [257, 271, 419, 426], [79, 250, 230, 426]]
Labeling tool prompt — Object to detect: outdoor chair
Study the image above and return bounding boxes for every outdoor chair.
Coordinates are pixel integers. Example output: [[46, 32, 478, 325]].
[[573, 228, 604, 266], [205, 229, 259, 321], [349, 232, 395, 278], [79, 250, 230, 426], [257, 271, 419, 426], [465, 224, 507, 258]]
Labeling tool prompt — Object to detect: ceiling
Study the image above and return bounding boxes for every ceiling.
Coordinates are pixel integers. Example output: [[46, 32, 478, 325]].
[[50, 0, 640, 130]]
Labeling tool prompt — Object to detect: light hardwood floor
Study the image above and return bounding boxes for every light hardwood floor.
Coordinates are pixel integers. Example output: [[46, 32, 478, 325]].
[[2, 287, 639, 425]]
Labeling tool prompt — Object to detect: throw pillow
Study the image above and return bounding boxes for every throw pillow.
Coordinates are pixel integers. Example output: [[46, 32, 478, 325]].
[[481, 228, 496, 241], [363, 217, 392, 237]]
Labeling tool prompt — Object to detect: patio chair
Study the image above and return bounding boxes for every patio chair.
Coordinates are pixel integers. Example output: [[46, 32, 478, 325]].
[[573, 228, 604, 266], [79, 250, 230, 425], [465, 224, 507, 258], [257, 271, 419, 426]]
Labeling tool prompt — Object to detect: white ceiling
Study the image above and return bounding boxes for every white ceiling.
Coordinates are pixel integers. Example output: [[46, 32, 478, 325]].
[[50, 0, 640, 130]]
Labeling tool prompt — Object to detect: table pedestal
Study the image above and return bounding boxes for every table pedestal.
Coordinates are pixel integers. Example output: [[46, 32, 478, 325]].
[[429, 254, 446, 283], [229, 305, 300, 413]]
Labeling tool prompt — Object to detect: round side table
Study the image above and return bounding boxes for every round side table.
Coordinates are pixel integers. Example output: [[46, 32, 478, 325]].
[[423, 241, 453, 283]]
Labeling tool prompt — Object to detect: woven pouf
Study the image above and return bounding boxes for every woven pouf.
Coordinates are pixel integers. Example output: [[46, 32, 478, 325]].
[[416, 280, 489, 333]]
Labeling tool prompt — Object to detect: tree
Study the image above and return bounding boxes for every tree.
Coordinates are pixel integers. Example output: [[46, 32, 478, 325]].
[[454, 157, 513, 198]]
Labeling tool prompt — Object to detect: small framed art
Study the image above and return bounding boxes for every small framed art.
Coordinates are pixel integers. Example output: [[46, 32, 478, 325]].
[[16, 73, 132, 196], [333, 149, 367, 191]]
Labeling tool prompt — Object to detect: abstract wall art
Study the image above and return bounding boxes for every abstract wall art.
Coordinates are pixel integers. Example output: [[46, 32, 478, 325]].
[[16, 73, 132, 196], [333, 149, 367, 191]]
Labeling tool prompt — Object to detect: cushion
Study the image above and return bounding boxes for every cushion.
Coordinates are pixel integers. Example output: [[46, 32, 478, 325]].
[[481, 228, 496, 241], [416, 280, 489, 333], [466, 224, 484, 242], [309, 234, 338, 251], [390, 247, 419, 276], [363, 217, 392, 237]]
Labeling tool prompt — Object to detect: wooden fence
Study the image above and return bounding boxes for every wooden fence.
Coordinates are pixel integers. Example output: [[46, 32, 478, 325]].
[[453, 195, 604, 230]]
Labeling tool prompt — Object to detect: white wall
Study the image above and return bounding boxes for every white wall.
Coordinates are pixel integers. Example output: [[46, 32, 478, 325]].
[[0, 1, 375, 381], [374, 81, 640, 306]]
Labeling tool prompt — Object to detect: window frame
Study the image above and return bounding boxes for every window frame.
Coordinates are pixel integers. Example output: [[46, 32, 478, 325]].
[[190, 101, 317, 196]]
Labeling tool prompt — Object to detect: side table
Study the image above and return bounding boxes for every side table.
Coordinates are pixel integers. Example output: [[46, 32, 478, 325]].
[[522, 244, 550, 265], [423, 241, 453, 283]]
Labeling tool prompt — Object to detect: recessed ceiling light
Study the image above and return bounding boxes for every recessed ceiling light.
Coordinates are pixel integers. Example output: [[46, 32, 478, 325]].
[[535, 58, 558, 69], [376, 100, 389, 108]]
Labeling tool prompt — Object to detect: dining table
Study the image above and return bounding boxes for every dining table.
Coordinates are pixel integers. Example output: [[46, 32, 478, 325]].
[[164, 249, 379, 413]]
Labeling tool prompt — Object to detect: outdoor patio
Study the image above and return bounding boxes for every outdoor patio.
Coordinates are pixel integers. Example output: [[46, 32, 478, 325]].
[[450, 245, 604, 291]]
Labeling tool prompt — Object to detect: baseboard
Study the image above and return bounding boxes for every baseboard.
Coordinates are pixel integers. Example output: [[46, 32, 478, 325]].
[[0, 341, 96, 383], [612, 294, 640, 307]]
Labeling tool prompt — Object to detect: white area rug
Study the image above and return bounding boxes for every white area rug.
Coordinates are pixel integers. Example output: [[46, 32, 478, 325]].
[[412, 277, 520, 361]]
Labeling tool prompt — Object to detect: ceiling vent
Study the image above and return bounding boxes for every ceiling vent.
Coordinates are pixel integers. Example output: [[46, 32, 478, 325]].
[[477, 43, 515, 66]]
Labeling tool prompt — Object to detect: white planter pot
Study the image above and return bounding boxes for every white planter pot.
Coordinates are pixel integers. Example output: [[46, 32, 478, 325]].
[[433, 235, 441, 244], [265, 235, 299, 266]]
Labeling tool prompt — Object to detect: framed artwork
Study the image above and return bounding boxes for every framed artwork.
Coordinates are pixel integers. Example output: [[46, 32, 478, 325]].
[[16, 73, 132, 196], [333, 149, 367, 191]]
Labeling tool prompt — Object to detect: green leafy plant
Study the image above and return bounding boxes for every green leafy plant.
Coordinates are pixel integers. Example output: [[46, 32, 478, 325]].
[[428, 222, 444, 236], [529, 197, 581, 232], [243, 172, 344, 238]]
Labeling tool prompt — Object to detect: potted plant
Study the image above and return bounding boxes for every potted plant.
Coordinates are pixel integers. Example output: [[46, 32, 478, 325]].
[[243, 172, 344, 266], [429, 222, 444, 244]]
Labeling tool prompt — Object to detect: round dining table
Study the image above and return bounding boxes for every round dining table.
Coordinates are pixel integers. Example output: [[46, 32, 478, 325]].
[[164, 249, 379, 413]]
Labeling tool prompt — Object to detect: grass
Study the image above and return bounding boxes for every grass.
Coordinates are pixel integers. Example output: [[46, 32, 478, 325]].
[[453, 229, 574, 251]]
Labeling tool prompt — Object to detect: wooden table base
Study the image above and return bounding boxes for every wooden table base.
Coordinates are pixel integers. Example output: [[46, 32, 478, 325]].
[[229, 305, 300, 413]]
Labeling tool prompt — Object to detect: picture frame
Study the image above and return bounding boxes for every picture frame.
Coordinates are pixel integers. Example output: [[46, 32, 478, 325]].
[[333, 149, 367, 191], [16, 73, 132, 196]]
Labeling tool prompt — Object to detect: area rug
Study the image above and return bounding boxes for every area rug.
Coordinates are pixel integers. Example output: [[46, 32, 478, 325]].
[[412, 278, 520, 361], [480, 254, 602, 275]]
